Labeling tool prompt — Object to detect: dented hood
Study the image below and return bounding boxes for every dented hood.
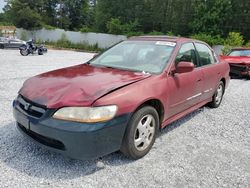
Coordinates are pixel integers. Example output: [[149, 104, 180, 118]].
[[220, 55, 250, 65], [19, 64, 151, 108]]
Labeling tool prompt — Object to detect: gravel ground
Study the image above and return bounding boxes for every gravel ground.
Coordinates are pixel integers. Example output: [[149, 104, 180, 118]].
[[0, 49, 249, 188]]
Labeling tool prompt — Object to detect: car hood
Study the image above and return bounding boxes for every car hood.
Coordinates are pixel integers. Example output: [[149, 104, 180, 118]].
[[19, 64, 151, 108], [220, 55, 250, 65]]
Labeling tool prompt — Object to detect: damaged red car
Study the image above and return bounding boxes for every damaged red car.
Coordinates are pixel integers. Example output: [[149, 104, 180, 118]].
[[13, 36, 230, 160], [220, 48, 250, 78]]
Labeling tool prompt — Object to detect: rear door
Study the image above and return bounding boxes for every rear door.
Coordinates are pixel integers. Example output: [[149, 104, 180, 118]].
[[194, 43, 222, 100], [167, 43, 204, 118]]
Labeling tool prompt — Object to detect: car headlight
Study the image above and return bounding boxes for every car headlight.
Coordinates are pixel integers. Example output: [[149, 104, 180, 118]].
[[53, 105, 118, 123]]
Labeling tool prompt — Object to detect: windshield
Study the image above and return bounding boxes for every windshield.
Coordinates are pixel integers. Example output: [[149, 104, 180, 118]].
[[229, 50, 250, 57], [90, 41, 176, 74]]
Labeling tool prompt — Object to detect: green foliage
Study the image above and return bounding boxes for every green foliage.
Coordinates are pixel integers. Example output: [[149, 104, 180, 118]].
[[245, 41, 250, 47], [42, 24, 57, 30], [148, 31, 164, 35], [126, 31, 144, 37], [222, 32, 245, 54], [106, 18, 140, 35], [191, 33, 224, 46], [166, 31, 175, 36], [80, 26, 92, 33], [0, 30, 2, 37], [106, 18, 124, 35], [224, 32, 244, 47], [1, 0, 249, 41], [0, 22, 13, 26], [4, 1, 43, 30], [191, 0, 233, 36]]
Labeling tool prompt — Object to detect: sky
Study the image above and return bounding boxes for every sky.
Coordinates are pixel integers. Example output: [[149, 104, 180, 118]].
[[0, 0, 6, 13]]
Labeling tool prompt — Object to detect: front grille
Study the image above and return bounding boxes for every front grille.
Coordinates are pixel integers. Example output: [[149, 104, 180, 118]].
[[16, 95, 47, 118], [18, 123, 65, 150]]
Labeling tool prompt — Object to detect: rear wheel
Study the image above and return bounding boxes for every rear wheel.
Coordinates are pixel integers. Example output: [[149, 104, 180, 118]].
[[38, 49, 43, 55], [121, 106, 159, 159], [208, 81, 225, 108]]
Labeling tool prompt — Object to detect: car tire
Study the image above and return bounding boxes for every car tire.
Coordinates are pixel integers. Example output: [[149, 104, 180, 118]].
[[121, 106, 159, 159], [208, 81, 225, 108], [0, 44, 4, 49]]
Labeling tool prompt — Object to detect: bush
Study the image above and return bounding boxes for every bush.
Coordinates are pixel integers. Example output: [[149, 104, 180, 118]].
[[43, 24, 57, 30], [166, 31, 175, 36], [80, 26, 92, 33], [126, 31, 144, 37], [191, 33, 224, 46], [222, 32, 245, 55], [224, 32, 244, 47], [106, 18, 124, 35], [245, 41, 250, 47]]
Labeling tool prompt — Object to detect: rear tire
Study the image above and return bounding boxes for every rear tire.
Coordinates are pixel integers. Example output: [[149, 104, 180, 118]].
[[38, 49, 43, 55], [121, 106, 159, 159], [208, 81, 225, 108]]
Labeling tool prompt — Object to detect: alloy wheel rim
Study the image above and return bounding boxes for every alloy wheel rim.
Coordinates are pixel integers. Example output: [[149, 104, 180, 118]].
[[215, 84, 223, 104], [134, 114, 156, 151]]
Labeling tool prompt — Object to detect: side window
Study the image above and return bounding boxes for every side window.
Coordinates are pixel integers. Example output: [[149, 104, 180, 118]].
[[175, 43, 198, 67], [195, 43, 215, 66]]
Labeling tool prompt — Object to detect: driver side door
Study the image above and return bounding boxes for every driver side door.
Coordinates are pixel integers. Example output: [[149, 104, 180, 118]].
[[167, 43, 204, 118]]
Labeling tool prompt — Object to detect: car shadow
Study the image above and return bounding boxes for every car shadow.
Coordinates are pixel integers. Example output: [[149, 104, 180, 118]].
[[0, 108, 204, 180], [159, 107, 204, 136]]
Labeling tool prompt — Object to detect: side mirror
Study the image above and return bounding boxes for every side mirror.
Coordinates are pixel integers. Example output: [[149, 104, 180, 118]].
[[176, 61, 194, 74]]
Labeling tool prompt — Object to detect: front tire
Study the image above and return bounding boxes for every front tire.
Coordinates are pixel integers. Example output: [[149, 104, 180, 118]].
[[208, 81, 225, 108], [121, 106, 159, 159], [20, 49, 29, 56]]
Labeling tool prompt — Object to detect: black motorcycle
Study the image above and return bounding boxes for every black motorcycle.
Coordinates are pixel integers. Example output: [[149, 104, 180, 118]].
[[19, 40, 48, 56]]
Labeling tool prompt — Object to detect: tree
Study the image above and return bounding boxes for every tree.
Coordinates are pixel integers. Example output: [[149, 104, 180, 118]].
[[191, 0, 233, 36], [4, 0, 43, 30]]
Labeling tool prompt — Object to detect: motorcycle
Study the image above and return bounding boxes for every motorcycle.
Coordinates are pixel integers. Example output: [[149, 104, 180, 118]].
[[19, 40, 48, 56]]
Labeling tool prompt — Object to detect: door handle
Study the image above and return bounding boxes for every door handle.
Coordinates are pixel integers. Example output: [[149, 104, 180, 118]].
[[197, 79, 202, 82]]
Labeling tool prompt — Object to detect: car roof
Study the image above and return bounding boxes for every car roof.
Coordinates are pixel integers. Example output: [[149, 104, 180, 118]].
[[129, 35, 201, 43], [231, 47, 250, 50]]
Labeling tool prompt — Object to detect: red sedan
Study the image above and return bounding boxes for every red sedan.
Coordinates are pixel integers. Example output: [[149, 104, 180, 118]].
[[13, 36, 230, 160], [220, 48, 250, 78]]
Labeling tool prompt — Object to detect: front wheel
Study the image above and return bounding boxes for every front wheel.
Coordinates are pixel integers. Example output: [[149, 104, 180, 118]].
[[208, 81, 225, 108], [121, 106, 159, 159], [20, 49, 29, 56]]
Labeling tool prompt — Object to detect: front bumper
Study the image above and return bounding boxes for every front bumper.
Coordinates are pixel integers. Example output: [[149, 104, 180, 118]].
[[13, 100, 130, 160], [229, 64, 250, 78]]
